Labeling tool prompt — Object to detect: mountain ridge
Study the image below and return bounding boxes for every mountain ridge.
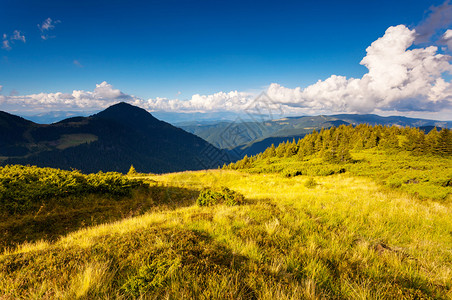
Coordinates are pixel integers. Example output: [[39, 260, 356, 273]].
[[0, 102, 228, 173], [181, 113, 452, 157]]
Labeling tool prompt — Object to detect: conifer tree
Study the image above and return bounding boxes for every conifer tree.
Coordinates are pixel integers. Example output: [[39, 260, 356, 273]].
[[127, 165, 137, 175], [437, 128, 452, 156], [426, 128, 440, 154], [263, 144, 276, 158], [276, 142, 287, 157], [284, 139, 298, 157]]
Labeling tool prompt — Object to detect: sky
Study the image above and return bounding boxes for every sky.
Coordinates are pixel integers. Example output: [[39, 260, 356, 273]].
[[0, 0, 452, 120]]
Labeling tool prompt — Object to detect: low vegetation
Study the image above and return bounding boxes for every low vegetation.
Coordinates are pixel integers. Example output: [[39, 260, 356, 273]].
[[0, 165, 197, 250], [196, 187, 245, 207], [0, 124, 451, 299], [225, 125, 452, 201]]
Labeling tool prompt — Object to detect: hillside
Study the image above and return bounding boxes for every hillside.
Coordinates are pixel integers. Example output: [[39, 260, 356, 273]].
[[0, 103, 228, 173], [1, 166, 451, 298], [180, 114, 452, 157], [226, 124, 452, 200], [1, 124, 451, 298]]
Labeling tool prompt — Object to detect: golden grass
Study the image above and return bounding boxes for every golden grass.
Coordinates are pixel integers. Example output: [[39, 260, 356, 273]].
[[1, 170, 451, 299]]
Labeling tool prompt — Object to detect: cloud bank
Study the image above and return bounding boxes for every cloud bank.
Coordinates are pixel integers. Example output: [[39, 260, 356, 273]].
[[0, 82, 137, 112], [1, 24, 451, 119]]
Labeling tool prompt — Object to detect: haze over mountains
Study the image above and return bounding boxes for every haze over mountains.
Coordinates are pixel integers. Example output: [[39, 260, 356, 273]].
[[0, 103, 228, 173]]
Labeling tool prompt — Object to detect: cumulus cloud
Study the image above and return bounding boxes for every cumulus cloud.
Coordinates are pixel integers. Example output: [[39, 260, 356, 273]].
[[38, 18, 61, 40], [141, 91, 254, 112], [136, 25, 452, 116], [1, 24, 451, 119], [415, 1, 452, 44], [265, 25, 452, 115], [0, 81, 138, 113]]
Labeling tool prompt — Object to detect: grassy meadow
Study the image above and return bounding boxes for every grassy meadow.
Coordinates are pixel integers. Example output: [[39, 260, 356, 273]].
[[1, 166, 451, 299], [1, 125, 451, 299]]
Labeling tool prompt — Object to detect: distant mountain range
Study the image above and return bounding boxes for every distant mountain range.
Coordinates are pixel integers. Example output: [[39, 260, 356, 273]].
[[20, 110, 246, 125], [20, 111, 98, 124], [1, 103, 229, 173], [4, 105, 451, 173], [180, 114, 452, 157]]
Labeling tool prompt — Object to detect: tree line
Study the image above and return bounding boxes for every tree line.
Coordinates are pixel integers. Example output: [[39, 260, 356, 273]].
[[226, 124, 452, 169]]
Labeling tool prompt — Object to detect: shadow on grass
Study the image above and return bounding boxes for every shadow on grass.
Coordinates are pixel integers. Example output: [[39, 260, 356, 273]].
[[0, 185, 200, 251]]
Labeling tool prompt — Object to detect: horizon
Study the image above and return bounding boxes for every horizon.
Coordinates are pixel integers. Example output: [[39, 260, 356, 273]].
[[1, 0, 452, 121], [11, 101, 452, 125]]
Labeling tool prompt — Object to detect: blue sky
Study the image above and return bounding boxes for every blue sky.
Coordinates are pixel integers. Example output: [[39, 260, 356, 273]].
[[1, 0, 451, 119]]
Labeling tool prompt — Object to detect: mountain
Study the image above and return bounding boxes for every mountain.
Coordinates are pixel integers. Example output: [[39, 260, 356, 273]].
[[20, 110, 98, 124], [181, 114, 452, 156], [0, 103, 229, 173], [230, 134, 309, 157], [152, 111, 242, 124]]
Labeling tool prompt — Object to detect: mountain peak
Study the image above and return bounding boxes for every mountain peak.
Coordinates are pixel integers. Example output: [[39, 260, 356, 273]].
[[97, 102, 148, 116], [93, 102, 162, 129]]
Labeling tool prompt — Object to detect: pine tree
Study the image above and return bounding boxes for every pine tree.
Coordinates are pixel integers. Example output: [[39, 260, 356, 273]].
[[284, 139, 298, 157], [263, 144, 276, 158], [127, 165, 137, 175], [276, 142, 287, 157], [426, 128, 440, 154], [437, 128, 452, 156], [337, 145, 353, 162]]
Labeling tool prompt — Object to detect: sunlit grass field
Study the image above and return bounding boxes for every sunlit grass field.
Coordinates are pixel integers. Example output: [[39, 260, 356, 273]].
[[1, 168, 451, 299]]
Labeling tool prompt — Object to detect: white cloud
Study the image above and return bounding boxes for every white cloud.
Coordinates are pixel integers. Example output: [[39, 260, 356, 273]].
[[266, 25, 452, 114], [1, 39, 11, 51], [1, 25, 451, 119], [0, 81, 138, 113], [38, 18, 61, 40], [2, 30, 26, 50], [11, 30, 25, 43], [138, 25, 451, 115], [39, 18, 56, 31], [440, 29, 452, 50], [141, 91, 254, 112]]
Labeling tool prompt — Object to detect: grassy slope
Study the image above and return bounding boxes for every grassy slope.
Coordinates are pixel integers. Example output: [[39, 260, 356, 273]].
[[0, 184, 197, 250], [242, 149, 452, 201], [1, 170, 451, 299]]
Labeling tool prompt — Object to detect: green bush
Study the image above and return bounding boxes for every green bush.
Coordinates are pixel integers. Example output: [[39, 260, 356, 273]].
[[0, 165, 147, 215], [196, 189, 221, 206], [304, 177, 317, 188], [220, 187, 245, 206], [196, 187, 244, 207], [122, 259, 178, 296]]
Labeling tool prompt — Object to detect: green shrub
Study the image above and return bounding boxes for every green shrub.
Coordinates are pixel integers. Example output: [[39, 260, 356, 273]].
[[196, 187, 244, 207], [196, 189, 221, 206], [220, 187, 245, 206], [0, 165, 147, 215], [122, 259, 179, 296], [304, 177, 317, 188]]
